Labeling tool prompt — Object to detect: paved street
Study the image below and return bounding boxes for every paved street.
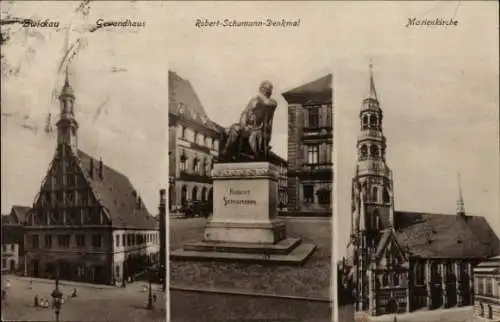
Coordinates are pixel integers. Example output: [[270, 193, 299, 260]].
[[355, 307, 475, 322], [170, 290, 332, 322], [1, 275, 166, 321], [169, 216, 333, 321]]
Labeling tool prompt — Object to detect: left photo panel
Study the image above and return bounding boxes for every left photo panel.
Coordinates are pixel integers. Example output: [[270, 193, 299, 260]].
[[1, 2, 168, 321]]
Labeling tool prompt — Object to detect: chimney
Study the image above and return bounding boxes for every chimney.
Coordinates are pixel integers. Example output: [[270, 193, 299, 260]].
[[89, 158, 94, 178], [99, 157, 103, 179]]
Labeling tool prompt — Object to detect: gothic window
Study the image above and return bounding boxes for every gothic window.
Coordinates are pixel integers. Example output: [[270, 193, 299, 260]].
[[393, 273, 400, 286], [370, 145, 379, 159], [56, 191, 63, 205], [360, 145, 368, 160], [303, 185, 314, 203], [383, 188, 391, 204], [181, 126, 186, 138], [200, 158, 206, 175], [57, 235, 70, 248], [193, 132, 198, 143], [66, 191, 74, 206], [382, 273, 389, 286], [91, 234, 102, 248], [306, 145, 319, 164], [372, 186, 379, 203], [181, 185, 187, 205], [308, 107, 319, 128], [31, 235, 39, 249], [415, 262, 425, 285]]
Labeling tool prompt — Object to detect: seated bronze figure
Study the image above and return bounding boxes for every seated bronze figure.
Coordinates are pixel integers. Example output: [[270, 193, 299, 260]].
[[219, 81, 278, 162]]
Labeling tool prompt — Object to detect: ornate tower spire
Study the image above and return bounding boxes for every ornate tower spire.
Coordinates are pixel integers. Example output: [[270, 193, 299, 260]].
[[351, 63, 395, 234], [56, 67, 79, 153], [456, 172, 466, 217]]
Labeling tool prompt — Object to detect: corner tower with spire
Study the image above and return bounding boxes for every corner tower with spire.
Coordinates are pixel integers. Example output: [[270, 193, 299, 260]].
[[56, 69, 79, 154]]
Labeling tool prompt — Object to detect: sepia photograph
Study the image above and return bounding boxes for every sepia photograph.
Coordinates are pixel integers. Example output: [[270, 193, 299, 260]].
[[334, 3, 499, 322], [1, 1, 168, 321], [166, 3, 337, 321]]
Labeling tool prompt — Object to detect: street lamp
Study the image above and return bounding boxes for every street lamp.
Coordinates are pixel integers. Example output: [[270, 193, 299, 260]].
[[51, 274, 63, 322], [146, 268, 153, 310]]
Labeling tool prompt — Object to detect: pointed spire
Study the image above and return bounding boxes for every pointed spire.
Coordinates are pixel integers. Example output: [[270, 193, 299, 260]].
[[457, 172, 466, 216], [368, 60, 378, 100]]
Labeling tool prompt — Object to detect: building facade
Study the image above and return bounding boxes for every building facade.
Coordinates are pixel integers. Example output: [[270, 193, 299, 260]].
[[1, 206, 29, 274], [23, 75, 160, 285], [284, 74, 333, 216], [343, 65, 500, 316], [474, 255, 500, 321], [268, 151, 287, 212], [168, 71, 223, 212]]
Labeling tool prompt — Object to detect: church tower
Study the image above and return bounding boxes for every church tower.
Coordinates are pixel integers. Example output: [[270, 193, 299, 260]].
[[56, 71, 79, 154], [350, 63, 395, 311]]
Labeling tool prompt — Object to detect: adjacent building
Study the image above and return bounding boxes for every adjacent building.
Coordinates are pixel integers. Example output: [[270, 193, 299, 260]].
[[474, 255, 500, 321], [343, 65, 500, 316], [283, 74, 333, 216], [1, 206, 29, 274], [168, 71, 224, 212], [23, 75, 160, 285], [268, 151, 288, 212]]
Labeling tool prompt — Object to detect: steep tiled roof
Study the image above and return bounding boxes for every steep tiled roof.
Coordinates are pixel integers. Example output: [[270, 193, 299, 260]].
[[11, 205, 31, 224], [388, 211, 499, 259], [76, 150, 158, 230], [168, 71, 221, 132], [282, 74, 333, 105]]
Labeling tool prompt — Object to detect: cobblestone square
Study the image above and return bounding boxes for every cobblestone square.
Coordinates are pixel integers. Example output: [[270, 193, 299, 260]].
[[1, 276, 166, 322]]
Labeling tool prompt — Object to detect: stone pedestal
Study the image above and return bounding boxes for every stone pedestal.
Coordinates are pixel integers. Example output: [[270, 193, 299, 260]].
[[171, 162, 316, 265]]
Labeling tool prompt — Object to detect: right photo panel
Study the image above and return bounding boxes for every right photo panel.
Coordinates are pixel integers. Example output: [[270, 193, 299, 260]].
[[334, 3, 500, 322]]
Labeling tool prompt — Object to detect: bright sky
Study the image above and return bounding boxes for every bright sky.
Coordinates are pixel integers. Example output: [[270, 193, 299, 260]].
[[165, 3, 335, 160], [333, 2, 499, 258], [1, 1, 169, 215]]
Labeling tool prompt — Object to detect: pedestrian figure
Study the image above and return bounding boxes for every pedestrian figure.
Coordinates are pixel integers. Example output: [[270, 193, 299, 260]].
[[393, 315, 397, 322], [29, 280, 33, 290], [34, 294, 39, 307], [142, 285, 147, 292], [153, 293, 157, 302], [5, 280, 10, 290], [71, 288, 77, 298]]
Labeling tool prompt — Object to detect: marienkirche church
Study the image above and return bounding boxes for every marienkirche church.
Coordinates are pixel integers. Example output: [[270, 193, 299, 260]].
[[340, 65, 500, 316]]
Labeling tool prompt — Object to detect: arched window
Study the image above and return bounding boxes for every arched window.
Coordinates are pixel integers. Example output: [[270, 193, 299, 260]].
[[181, 185, 187, 205], [200, 158, 206, 175], [362, 115, 369, 128], [192, 157, 199, 173], [370, 145, 379, 159], [192, 186, 198, 201], [370, 114, 377, 127], [372, 186, 379, 203], [201, 187, 207, 202], [393, 272, 399, 286], [360, 145, 368, 160], [382, 273, 389, 286], [383, 187, 391, 204], [181, 126, 187, 138]]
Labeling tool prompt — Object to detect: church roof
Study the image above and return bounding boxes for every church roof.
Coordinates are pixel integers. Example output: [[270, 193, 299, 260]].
[[282, 74, 332, 105], [385, 211, 499, 259], [76, 150, 158, 230], [168, 71, 222, 132]]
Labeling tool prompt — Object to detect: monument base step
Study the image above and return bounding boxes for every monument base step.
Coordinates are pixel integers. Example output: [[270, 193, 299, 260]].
[[184, 237, 302, 255], [170, 241, 316, 265]]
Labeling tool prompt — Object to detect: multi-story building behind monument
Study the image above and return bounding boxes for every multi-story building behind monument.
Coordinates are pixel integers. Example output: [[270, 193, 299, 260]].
[[284, 74, 333, 216], [168, 71, 224, 212], [342, 65, 500, 316], [23, 75, 160, 285], [2, 206, 29, 274]]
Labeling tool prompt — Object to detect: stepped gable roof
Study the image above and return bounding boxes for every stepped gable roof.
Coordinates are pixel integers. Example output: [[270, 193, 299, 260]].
[[282, 74, 332, 105], [168, 71, 221, 132], [76, 150, 158, 230], [382, 211, 500, 259]]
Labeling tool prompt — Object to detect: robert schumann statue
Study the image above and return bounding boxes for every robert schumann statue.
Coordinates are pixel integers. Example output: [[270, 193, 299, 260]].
[[219, 80, 278, 162]]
